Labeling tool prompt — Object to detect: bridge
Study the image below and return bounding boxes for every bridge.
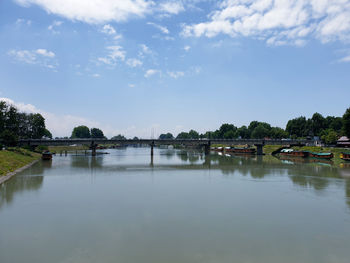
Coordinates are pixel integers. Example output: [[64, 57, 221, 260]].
[[18, 138, 314, 156]]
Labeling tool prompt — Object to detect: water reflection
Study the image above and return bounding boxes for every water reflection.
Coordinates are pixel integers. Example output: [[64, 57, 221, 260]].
[[0, 161, 48, 209], [2, 149, 350, 211]]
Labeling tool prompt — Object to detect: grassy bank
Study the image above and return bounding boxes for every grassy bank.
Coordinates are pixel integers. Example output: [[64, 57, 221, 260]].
[[0, 148, 41, 177], [47, 145, 89, 153]]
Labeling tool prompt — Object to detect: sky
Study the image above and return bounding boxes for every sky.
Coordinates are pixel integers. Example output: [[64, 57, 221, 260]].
[[0, 0, 349, 138]]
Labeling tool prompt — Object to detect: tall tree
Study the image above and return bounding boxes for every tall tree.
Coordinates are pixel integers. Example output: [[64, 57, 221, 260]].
[[176, 132, 190, 139], [188, 130, 200, 139], [111, 134, 126, 140], [286, 116, 308, 138], [159, 133, 174, 139], [311, 112, 326, 136], [90, 128, 105, 138], [343, 107, 350, 138], [71, 125, 91, 138]]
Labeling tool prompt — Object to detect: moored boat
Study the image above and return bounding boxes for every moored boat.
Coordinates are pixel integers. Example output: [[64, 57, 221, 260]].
[[308, 152, 333, 160], [340, 152, 350, 161], [280, 149, 308, 158], [42, 150, 52, 160], [233, 147, 256, 154], [226, 147, 256, 154]]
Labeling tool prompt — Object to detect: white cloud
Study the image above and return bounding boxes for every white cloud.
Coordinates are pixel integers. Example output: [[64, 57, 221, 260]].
[[101, 24, 116, 35], [140, 44, 151, 54], [128, 84, 135, 88], [36, 48, 55, 57], [168, 71, 184, 79], [16, 18, 32, 26], [182, 0, 350, 46], [159, 1, 185, 14], [48, 20, 63, 33], [126, 58, 143, 67], [144, 69, 160, 78], [14, 0, 154, 24], [98, 45, 126, 66], [8, 48, 57, 69], [184, 45, 191, 51], [8, 49, 36, 64], [338, 55, 350, 63], [92, 73, 100, 77], [147, 22, 169, 34]]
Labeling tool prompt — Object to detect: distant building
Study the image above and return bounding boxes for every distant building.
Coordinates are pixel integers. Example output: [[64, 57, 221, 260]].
[[337, 136, 350, 147]]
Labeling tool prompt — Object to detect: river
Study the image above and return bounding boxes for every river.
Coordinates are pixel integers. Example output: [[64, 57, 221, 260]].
[[1, 147, 350, 263]]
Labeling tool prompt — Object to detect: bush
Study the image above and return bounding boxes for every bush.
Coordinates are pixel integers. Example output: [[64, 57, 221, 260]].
[[35, 145, 48, 152]]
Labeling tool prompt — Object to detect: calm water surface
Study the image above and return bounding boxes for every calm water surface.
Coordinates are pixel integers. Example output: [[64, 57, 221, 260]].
[[1, 148, 350, 263]]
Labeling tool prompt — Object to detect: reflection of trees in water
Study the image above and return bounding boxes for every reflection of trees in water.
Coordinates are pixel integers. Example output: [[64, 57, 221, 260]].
[[289, 174, 330, 191], [159, 149, 175, 160], [0, 169, 44, 209], [346, 179, 350, 209], [176, 150, 201, 164], [70, 156, 104, 169]]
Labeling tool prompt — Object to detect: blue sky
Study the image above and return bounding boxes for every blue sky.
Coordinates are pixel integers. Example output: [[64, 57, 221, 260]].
[[0, 0, 350, 138]]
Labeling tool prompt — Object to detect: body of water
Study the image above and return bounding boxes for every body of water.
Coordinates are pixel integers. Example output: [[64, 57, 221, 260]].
[[1, 148, 350, 263]]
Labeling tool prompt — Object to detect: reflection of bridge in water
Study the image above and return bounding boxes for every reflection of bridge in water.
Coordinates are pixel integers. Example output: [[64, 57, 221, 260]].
[[19, 138, 313, 156]]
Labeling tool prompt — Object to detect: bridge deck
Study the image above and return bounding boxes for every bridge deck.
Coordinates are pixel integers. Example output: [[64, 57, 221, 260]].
[[18, 138, 313, 146]]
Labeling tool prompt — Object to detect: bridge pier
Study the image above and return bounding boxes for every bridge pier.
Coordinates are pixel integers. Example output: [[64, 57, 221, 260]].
[[204, 141, 211, 155], [91, 142, 97, 156], [150, 141, 154, 157], [255, 144, 264, 155]]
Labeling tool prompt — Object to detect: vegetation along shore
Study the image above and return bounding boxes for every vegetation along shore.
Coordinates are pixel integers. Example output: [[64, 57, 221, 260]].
[[0, 148, 41, 184]]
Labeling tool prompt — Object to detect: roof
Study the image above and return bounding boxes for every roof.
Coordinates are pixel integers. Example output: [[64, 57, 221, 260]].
[[338, 136, 350, 142]]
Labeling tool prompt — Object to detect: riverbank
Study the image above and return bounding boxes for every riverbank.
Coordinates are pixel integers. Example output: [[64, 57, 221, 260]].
[[0, 148, 41, 184]]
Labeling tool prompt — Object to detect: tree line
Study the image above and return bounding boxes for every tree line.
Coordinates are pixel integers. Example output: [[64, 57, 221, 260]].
[[0, 100, 51, 146], [159, 107, 350, 144]]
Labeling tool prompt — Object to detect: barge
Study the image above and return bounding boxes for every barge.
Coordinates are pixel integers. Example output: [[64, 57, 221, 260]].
[[41, 150, 53, 160], [280, 149, 308, 158], [340, 152, 350, 161]]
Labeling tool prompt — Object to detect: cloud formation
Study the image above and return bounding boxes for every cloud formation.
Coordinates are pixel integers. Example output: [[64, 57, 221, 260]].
[[101, 24, 116, 35], [159, 1, 185, 14], [147, 22, 169, 34], [98, 45, 126, 66], [8, 48, 57, 69], [15, 0, 154, 24], [168, 71, 184, 78], [182, 0, 350, 46], [144, 69, 160, 77], [126, 58, 143, 67]]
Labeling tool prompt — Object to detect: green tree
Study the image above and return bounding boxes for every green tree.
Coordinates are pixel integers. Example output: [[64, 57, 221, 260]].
[[343, 107, 350, 138], [90, 128, 105, 138], [71, 125, 91, 138], [1, 130, 18, 146], [188, 129, 199, 139], [311, 112, 326, 136], [237, 126, 250, 139], [251, 124, 270, 139], [43, 129, 52, 139], [270, 127, 288, 139], [111, 134, 127, 140], [176, 132, 190, 139], [286, 116, 308, 138], [321, 129, 339, 145], [29, 113, 46, 139], [218, 124, 237, 138], [159, 133, 174, 139]]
